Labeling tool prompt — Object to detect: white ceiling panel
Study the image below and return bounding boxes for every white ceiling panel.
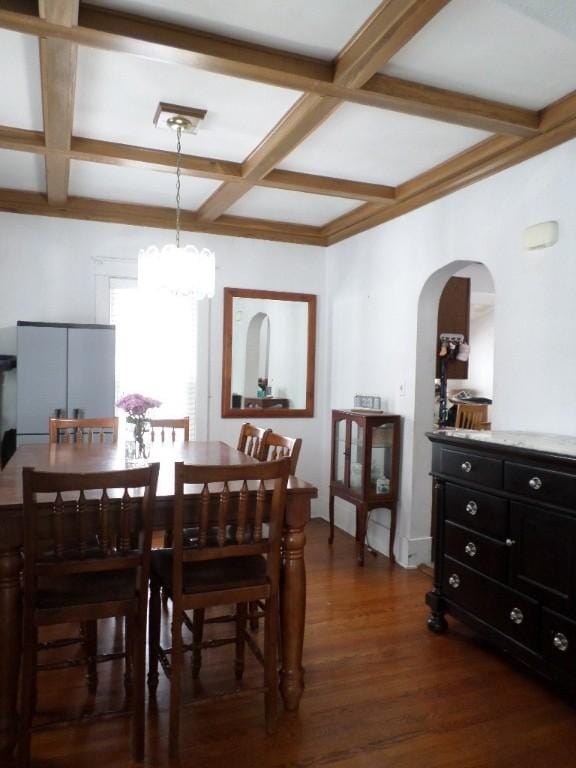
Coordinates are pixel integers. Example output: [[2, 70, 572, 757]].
[[382, 0, 576, 109], [69, 160, 220, 208], [279, 103, 490, 186], [87, 0, 383, 60], [0, 30, 43, 130], [0, 150, 45, 192], [74, 47, 302, 162], [227, 187, 361, 226]]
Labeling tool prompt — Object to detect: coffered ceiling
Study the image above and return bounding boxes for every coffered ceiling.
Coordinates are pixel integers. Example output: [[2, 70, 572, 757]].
[[0, 0, 575, 247]]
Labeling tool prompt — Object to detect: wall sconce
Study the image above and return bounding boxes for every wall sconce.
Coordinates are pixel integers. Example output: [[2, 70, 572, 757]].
[[522, 221, 559, 251]]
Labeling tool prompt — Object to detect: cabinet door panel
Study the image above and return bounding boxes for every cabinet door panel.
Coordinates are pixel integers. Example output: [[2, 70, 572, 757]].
[[510, 502, 576, 615], [67, 328, 115, 418], [332, 415, 347, 486], [17, 325, 67, 434], [349, 418, 365, 491]]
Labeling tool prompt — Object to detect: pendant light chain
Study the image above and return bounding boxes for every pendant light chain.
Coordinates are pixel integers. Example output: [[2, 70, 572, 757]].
[[175, 125, 182, 248]]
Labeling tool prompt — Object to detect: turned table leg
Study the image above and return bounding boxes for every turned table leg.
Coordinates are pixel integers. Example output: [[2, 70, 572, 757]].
[[0, 545, 22, 759], [280, 523, 306, 711]]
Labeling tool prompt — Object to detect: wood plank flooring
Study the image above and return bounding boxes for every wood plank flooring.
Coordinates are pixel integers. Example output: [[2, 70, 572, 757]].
[[23, 519, 576, 767]]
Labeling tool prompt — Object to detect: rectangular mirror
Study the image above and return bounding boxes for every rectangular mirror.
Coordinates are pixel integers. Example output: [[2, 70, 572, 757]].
[[222, 287, 317, 418]]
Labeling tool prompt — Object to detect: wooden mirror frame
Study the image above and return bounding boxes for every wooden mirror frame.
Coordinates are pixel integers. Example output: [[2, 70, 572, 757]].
[[222, 287, 317, 418]]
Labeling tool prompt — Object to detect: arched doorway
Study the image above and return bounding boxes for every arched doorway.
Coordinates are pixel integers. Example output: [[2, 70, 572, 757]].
[[243, 311, 270, 399], [411, 261, 496, 563]]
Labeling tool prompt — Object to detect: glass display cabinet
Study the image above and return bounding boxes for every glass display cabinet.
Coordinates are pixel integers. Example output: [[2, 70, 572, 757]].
[[329, 410, 401, 565]]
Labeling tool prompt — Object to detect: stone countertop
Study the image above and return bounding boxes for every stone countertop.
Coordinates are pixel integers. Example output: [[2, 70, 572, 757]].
[[428, 429, 576, 459]]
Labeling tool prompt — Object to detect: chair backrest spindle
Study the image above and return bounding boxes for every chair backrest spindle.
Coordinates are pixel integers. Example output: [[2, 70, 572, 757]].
[[150, 418, 190, 443], [49, 417, 119, 445], [237, 423, 271, 460], [22, 464, 159, 590], [170, 460, 290, 598], [259, 432, 302, 475]]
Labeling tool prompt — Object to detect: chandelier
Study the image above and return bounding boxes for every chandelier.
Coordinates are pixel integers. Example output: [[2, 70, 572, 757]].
[[138, 114, 215, 299]]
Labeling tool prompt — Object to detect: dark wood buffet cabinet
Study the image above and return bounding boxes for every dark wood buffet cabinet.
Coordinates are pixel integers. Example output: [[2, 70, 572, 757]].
[[427, 430, 576, 696], [329, 410, 400, 565]]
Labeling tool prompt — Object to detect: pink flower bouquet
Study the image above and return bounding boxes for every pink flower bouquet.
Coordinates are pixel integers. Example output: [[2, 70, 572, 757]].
[[117, 393, 161, 457], [116, 393, 162, 418]]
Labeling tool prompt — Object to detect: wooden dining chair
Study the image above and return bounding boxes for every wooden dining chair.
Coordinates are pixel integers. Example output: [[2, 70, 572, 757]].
[[150, 417, 190, 443], [18, 463, 159, 767], [259, 431, 302, 475], [455, 403, 488, 430], [48, 417, 119, 444], [237, 423, 271, 460], [148, 458, 290, 759], [45, 416, 120, 659]]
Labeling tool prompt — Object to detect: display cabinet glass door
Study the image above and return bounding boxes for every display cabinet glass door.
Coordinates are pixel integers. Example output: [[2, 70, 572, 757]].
[[333, 415, 347, 485], [350, 419, 365, 490], [369, 423, 394, 495]]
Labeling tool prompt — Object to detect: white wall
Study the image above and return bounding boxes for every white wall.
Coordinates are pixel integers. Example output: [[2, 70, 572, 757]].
[[0, 214, 328, 515], [325, 138, 576, 566]]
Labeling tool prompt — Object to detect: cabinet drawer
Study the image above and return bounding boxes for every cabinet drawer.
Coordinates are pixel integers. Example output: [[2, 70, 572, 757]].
[[444, 522, 508, 582], [440, 449, 503, 489], [445, 483, 508, 539], [504, 462, 576, 510], [542, 609, 576, 673], [443, 557, 539, 650]]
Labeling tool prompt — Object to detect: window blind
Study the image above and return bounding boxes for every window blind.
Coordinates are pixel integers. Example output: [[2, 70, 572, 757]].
[[109, 279, 198, 438]]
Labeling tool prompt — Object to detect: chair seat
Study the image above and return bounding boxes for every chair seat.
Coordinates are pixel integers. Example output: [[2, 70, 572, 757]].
[[151, 549, 267, 595], [37, 568, 137, 610]]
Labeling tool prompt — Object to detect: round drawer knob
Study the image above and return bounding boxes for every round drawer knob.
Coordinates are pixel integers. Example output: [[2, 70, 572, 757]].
[[466, 500, 478, 516], [464, 542, 477, 557], [553, 632, 569, 652], [448, 573, 460, 589], [529, 476, 543, 490], [505, 539, 516, 547], [509, 607, 524, 624], [461, 461, 472, 473]]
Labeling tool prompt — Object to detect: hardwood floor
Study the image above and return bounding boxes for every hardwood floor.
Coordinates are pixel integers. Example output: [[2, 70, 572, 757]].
[[23, 519, 576, 767]]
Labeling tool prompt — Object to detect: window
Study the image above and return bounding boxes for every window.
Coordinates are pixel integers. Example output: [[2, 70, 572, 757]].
[[109, 278, 199, 438]]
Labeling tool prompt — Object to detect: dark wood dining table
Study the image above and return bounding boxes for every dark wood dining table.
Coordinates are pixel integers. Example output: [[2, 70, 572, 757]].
[[0, 440, 318, 758]]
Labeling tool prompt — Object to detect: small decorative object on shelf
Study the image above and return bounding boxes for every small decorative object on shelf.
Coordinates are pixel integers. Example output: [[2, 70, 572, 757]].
[[354, 394, 382, 410], [257, 377, 268, 399], [116, 393, 161, 461]]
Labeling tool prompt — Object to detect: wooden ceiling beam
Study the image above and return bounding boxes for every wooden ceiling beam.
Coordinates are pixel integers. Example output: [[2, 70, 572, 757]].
[[0, 188, 326, 246], [0, 125, 396, 203], [323, 92, 576, 244], [197, 94, 340, 220], [357, 74, 539, 137], [197, 0, 450, 222], [38, 0, 79, 205], [334, 0, 450, 88], [261, 169, 395, 203], [0, 5, 537, 137]]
